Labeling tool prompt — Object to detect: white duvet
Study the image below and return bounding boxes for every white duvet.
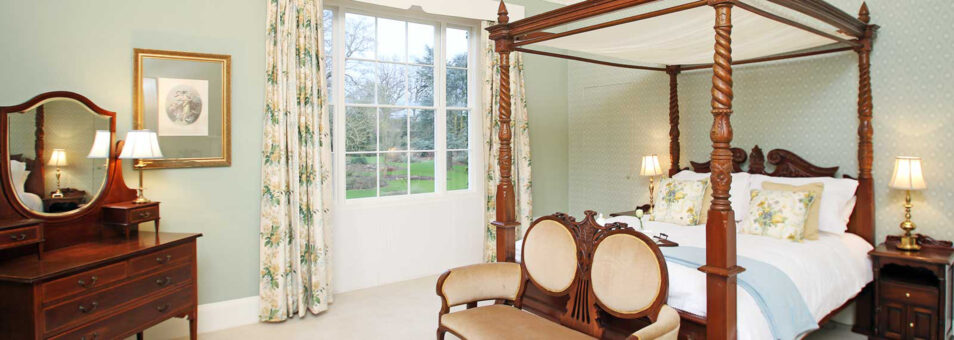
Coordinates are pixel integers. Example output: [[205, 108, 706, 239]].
[[516, 216, 873, 340]]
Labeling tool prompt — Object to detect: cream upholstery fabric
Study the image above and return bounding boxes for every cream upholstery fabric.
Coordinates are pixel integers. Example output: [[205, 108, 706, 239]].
[[440, 305, 594, 340], [523, 220, 578, 293], [441, 263, 522, 307], [591, 234, 662, 314], [630, 305, 680, 340], [762, 182, 824, 240]]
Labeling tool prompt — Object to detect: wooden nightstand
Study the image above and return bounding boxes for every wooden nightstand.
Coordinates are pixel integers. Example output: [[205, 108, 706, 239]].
[[101, 201, 160, 238], [41, 188, 86, 212], [609, 204, 651, 217], [870, 238, 954, 340]]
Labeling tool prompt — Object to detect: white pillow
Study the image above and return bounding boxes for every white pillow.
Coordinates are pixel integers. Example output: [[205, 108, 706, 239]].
[[673, 170, 752, 219], [749, 174, 858, 234], [10, 160, 28, 193]]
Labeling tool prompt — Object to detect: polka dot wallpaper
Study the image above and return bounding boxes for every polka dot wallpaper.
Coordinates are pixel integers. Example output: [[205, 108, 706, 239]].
[[564, 0, 954, 242]]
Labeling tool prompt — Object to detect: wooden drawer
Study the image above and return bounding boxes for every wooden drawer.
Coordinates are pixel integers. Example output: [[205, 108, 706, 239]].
[[882, 280, 938, 308], [128, 243, 193, 275], [43, 263, 193, 334], [128, 205, 159, 224], [50, 285, 195, 340], [42, 262, 127, 303], [0, 225, 40, 248]]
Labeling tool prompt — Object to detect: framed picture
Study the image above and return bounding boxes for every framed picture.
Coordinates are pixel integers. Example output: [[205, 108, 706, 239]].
[[134, 48, 231, 169]]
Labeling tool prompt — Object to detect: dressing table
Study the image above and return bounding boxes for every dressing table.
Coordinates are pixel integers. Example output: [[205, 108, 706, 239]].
[[0, 92, 201, 340]]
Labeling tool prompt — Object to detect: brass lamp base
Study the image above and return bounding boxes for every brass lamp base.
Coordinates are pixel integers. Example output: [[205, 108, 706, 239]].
[[895, 190, 921, 251], [132, 161, 151, 204], [51, 190, 64, 198]]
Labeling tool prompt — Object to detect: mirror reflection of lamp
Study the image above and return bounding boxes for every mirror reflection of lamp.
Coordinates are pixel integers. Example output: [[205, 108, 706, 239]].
[[119, 130, 163, 204], [86, 130, 112, 159], [47, 149, 68, 198]]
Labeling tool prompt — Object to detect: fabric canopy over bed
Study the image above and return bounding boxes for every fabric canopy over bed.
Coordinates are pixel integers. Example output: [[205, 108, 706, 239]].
[[484, 0, 878, 339]]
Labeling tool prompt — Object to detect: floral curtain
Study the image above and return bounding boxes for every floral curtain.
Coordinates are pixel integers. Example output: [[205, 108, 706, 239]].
[[481, 21, 533, 262], [259, 0, 333, 322]]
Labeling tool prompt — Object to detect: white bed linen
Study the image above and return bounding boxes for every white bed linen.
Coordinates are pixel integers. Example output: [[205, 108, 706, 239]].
[[516, 216, 873, 340], [18, 192, 43, 212]]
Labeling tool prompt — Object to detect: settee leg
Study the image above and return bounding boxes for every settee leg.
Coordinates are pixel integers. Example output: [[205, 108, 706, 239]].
[[437, 328, 446, 340]]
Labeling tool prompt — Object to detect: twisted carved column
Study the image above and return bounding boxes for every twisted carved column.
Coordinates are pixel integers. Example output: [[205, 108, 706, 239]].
[[493, 1, 518, 263], [667, 66, 681, 177], [854, 3, 875, 244], [703, 2, 742, 340]]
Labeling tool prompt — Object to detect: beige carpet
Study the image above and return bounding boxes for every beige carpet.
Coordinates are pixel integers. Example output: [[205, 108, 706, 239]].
[[153, 274, 861, 340]]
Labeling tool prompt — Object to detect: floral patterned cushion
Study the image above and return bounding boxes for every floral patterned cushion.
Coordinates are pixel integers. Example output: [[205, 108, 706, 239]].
[[741, 189, 817, 242], [653, 178, 709, 226]]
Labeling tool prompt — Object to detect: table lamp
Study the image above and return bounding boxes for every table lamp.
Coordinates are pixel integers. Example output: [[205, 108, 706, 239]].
[[47, 149, 68, 198], [87, 130, 112, 159], [640, 154, 663, 218], [889, 156, 927, 251], [119, 130, 163, 204]]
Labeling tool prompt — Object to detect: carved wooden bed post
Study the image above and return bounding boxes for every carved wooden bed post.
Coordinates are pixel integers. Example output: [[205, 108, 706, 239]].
[[703, 1, 743, 339], [854, 2, 876, 245], [667, 65, 681, 177], [491, 1, 519, 263]]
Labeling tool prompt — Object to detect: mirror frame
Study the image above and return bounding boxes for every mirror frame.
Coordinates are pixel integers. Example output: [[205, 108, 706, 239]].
[[0, 91, 117, 221]]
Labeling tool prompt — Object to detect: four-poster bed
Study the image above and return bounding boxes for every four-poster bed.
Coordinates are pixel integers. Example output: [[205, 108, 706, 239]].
[[486, 0, 878, 339]]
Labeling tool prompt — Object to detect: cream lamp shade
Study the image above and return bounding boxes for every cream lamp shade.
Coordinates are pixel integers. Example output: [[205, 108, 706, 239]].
[[47, 149, 68, 167], [87, 130, 112, 159], [889, 156, 927, 191], [640, 155, 662, 177], [119, 130, 164, 159]]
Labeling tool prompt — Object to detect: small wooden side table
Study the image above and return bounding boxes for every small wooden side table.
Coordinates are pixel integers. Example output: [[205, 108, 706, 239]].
[[870, 237, 954, 340], [102, 201, 160, 238], [41, 189, 86, 212], [609, 204, 651, 217]]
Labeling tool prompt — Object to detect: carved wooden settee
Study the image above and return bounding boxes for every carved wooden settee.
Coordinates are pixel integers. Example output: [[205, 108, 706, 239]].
[[436, 212, 679, 339]]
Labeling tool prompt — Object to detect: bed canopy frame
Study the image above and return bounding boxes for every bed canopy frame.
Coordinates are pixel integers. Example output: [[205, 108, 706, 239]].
[[486, 1, 877, 339]]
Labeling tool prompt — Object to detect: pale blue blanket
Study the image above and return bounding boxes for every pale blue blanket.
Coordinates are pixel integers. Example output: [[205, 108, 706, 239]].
[[661, 246, 816, 340]]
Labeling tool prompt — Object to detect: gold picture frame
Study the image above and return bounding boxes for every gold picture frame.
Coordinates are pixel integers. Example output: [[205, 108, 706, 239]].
[[133, 48, 231, 169]]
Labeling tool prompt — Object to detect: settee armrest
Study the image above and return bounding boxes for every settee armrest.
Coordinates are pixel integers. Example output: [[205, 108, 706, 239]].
[[436, 262, 523, 310], [627, 305, 680, 340]]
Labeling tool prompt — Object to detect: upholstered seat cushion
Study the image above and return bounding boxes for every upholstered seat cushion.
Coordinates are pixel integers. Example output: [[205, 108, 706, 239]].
[[440, 305, 594, 340]]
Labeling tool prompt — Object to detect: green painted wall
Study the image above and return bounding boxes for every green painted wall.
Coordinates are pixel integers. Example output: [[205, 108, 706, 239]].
[[0, 0, 570, 305], [0, 0, 265, 304], [507, 0, 571, 218]]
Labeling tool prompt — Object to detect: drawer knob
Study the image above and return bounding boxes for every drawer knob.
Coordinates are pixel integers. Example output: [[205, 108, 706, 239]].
[[156, 276, 173, 287], [81, 332, 99, 340], [905, 292, 911, 298], [156, 254, 172, 264], [910, 322, 915, 328], [78, 301, 99, 314], [138, 211, 152, 218], [156, 303, 171, 312], [8, 233, 26, 241], [77, 276, 99, 288]]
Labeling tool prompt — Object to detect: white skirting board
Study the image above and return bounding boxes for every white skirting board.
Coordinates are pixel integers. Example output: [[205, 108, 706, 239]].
[[140, 295, 259, 339]]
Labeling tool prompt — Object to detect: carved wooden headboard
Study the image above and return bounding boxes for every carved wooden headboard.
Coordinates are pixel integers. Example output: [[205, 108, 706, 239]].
[[685, 145, 872, 245]]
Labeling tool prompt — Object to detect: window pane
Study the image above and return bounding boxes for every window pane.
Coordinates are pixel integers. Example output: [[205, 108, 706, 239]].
[[380, 152, 408, 196], [411, 152, 435, 194], [408, 23, 435, 65], [323, 10, 334, 102], [376, 63, 407, 105], [446, 28, 469, 68], [447, 151, 468, 191], [446, 68, 468, 107], [447, 109, 468, 150], [346, 154, 377, 199], [410, 109, 434, 150], [345, 106, 376, 152], [345, 60, 375, 104], [329, 104, 335, 152], [408, 65, 434, 106], [377, 18, 406, 62], [379, 108, 407, 151], [345, 13, 375, 59]]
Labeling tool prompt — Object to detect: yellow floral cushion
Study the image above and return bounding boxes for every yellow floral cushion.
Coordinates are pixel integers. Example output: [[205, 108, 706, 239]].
[[742, 189, 817, 242], [653, 178, 709, 226]]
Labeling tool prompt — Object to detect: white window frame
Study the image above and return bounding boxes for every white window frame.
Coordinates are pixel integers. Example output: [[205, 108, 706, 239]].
[[325, 2, 481, 206]]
